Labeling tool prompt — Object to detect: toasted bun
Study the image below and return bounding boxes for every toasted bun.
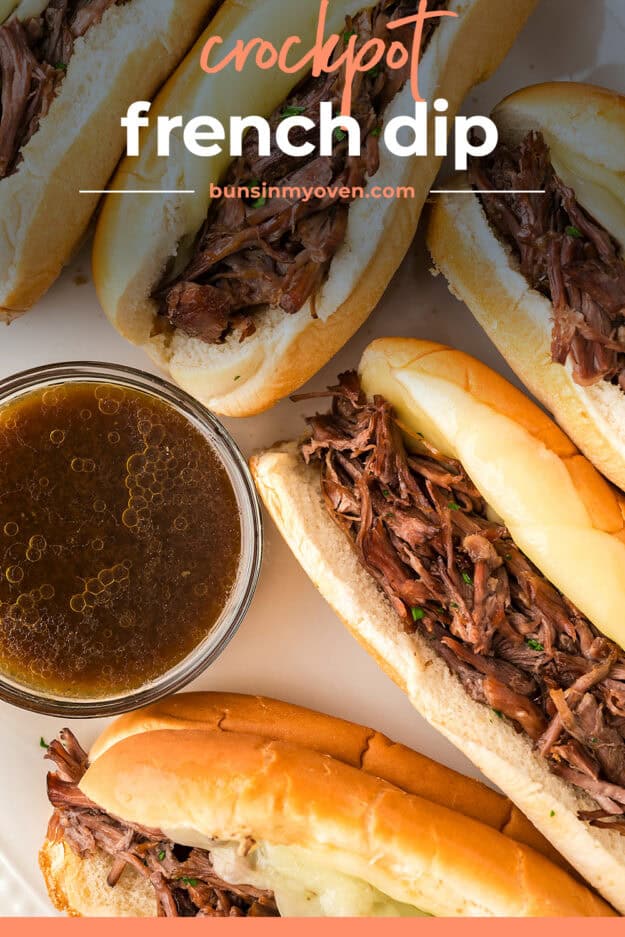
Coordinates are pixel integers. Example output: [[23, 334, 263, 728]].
[[88, 691, 562, 865], [428, 81, 625, 492], [92, 0, 538, 417], [0, 0, 221, 317], [42, 728, 613, 917], [251, 338, 625, 912]]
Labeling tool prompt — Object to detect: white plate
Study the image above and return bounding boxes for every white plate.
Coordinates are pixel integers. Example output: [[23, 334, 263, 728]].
[[1, 0, 624, 916]]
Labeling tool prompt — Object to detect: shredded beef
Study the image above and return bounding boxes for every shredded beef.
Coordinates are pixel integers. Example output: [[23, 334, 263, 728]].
[[157, 0, 448, 345], [0, 0, 121, 179], [45, 731, 279, 918], [299, 373, 625, 829], [469, 131, 625, 389]]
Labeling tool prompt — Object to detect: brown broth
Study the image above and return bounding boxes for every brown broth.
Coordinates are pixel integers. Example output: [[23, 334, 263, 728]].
[[0, 382, 241, 698]]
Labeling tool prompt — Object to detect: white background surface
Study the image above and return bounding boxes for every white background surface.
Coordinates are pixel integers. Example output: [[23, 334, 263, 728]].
[[1, 0, 624, 916]]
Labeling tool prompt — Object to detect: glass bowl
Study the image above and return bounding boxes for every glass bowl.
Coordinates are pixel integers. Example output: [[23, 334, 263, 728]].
[[0, 362, 262, 717]]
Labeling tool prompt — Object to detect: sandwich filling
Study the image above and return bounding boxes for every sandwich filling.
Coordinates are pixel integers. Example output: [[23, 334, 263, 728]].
[[470, 131, 625, 390], [44, 730, 426, 917], [45, 731, 279, 918], [156, 0, 448, 345], [0, 0, 123, 179], [300, 373, 625, 831]]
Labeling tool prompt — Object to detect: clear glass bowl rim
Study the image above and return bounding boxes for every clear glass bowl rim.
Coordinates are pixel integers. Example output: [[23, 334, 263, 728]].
[[0, 361, 263, 718]]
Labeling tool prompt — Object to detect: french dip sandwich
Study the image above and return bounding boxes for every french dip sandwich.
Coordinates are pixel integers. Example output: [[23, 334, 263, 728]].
[[0, 0, 221, 317], [252, 338, 625, 912], [428, 82, 625, 491], [93, 0, 537, 417], [40, 692, 611, 917]]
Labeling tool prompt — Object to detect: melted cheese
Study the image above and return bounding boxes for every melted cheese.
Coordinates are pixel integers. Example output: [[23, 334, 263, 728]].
[[163, 831, 429, 918]]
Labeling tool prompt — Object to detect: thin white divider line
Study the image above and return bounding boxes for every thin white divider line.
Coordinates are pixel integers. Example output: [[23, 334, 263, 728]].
[[430, 189, 546, 195], [79, 188, 545, 195], [79, 189, 196, 194]]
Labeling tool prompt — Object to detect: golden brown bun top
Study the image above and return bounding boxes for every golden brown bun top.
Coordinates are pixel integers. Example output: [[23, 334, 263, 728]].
[[88, 691, 561, 866], [79, 728, 612, 917], [359, 338, 625, 649]]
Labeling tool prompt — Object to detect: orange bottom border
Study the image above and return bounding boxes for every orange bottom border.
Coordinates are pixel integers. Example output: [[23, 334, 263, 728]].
[[1, 919, 620, 932]]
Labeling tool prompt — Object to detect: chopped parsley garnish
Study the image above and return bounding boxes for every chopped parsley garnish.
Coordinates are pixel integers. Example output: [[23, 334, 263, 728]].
[[334, 128, 347, 142], [158, 850, 166, 861], [234, 375, 241, 382], [369, 65, 381, 79], [411, 607, 425, 622], [462, 572, 473, 585], [281, 105, 306, 119], [55, 62, 67, 71], [550, 810, 556, 817], [492, 709, 503, 719], [252, 196, 266, 209], [371, 126, 382, 138], [565, 225, 583, 239], [526, 638, 544, 652], [448, 501, 461, 511], [180, 877, 199, 886], [382, 489, 392, 499], [450, 602, 459, 609], [343, 28, 356, 43], [39, 737, 49, 749]]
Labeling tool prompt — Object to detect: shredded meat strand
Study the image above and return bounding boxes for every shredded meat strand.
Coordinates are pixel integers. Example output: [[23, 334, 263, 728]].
[[156, 0, 448, 344], [45, 734, 279, 918], [299, 373, 625, 830], [469, 131, 625, 389]]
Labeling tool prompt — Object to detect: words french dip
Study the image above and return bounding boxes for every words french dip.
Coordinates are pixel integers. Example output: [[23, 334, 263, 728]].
[[120, 0, 498, 169]]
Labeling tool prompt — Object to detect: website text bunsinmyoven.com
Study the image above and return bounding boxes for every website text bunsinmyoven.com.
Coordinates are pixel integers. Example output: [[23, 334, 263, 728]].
[[209, 182, 419, 203]]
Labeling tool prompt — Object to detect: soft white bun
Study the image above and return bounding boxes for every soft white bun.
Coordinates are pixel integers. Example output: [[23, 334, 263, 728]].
[[42, 727, 613, 917], [40, 841, 156, 918], [428, 82, 625, 492], [0, 0, 221, 317], [93, 0, 538, 417], [251, 338, 625, 912]]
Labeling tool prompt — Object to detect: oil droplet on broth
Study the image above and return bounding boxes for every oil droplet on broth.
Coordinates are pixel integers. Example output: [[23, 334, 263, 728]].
[[122, 508, 139, 529], [0, 382, 242, 699], [98, 399, 120, 416], [70, 595, 86, 614]]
